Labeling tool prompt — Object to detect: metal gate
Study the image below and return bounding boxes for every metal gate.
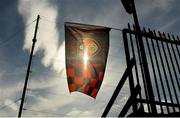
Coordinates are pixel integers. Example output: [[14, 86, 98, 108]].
[[102, 24, 180, 117]]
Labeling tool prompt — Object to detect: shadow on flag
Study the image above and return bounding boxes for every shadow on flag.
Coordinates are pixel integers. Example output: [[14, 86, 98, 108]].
[[65, 22, 110, 98]]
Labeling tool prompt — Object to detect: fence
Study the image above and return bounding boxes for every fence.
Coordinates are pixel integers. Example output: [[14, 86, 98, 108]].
[[102, 24, 180, 116]]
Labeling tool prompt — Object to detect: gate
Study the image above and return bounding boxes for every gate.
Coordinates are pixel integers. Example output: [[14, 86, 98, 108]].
[[102, 24, 180, 117]]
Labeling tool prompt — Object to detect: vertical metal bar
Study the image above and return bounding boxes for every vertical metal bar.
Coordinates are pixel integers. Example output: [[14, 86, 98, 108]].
[[158, 32, 176, 112], [168, 34, 180, 89], [131, 0, 157, 113], [122, 28, 137, 112], [157, 32, 175, 112], [144, 28, 163, 113], [162, 33, 180, 111], [177, 36, 180, 58], [172, 35, 180, 111], [128, 24, 142, 101], [18, 15, 40, 118], [172, 35, 180, 74], [177, 36, 179, 40], [118, 85, 141, 117], [154, 30, 172, 113], [150, 29, 169, 113], [101, 57, 136, 117], [177, 36, 180, 44], [177, 36, 180, 41], [133, 25, 151, 112]]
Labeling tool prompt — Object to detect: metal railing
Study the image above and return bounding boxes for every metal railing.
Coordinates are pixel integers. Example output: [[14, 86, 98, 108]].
[[102, 24, 180, 117]]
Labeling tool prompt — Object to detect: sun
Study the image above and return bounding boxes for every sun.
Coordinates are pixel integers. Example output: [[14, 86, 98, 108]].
[[83, 49, 89, 69]]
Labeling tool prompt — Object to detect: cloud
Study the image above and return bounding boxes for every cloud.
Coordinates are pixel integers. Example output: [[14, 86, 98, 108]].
[[18, 0, 59, 68], [4, 99, 19, 111], [0, 81, 23, 102], [67, 107, 93, 116], [137, 0, 175, 11], [16, 0, 141, 117], [18, 0, 128, 73], [159, 16, 180, 31], [52, 41, 66, 73], [152, 0, 175, 9], [0, 0, 178, 117]]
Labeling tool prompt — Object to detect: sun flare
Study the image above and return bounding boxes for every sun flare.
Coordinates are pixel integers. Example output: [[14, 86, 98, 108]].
[[83, 49, 89, 69]]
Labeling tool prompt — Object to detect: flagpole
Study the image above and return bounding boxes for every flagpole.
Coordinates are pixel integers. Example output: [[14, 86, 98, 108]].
[[130, 0, 157, 114], [18, 15, 40, 118]]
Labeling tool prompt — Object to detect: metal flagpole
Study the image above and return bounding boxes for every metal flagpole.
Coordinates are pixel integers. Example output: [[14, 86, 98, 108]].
[[121, 0, 157, 114], [130, 0, 157, 114], [18, 15, 40, 118]]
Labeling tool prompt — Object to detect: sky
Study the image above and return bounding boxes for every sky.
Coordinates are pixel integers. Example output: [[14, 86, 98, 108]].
[[0, 0, 180, 117]]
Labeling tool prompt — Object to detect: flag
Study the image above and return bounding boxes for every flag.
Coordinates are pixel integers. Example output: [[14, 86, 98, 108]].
[[65, 23, 110, 98]]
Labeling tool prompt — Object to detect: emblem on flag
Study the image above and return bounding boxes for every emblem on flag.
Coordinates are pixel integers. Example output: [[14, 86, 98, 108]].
[[79, 38, 100, 57]]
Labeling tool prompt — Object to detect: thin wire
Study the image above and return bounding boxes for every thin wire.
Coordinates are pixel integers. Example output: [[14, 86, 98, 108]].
[[40, 16, 123, 31], [23, 108, 71, 116], [40, 15, 57, 22], [26, 86, 126, 105], [0, 98, 21, 110], [24, 89, 129, 117], [0, 19, 37, 47]]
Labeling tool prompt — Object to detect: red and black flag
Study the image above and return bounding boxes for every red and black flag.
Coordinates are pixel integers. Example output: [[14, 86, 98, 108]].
[[65, 22, 110, 98]]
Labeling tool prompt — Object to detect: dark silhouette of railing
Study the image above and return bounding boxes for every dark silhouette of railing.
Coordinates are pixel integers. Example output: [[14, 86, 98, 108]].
[[102, 58, 141, 117], [102, 24, 180, 117]]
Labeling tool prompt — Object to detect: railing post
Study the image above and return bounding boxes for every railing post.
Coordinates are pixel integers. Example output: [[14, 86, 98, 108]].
[[122, 29, 137, 112], [131, 0, 157, 114], [101, 58, 136, 117]]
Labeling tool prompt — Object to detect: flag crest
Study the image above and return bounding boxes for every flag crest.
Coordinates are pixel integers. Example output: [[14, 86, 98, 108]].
[[65, 23, 110, 98]]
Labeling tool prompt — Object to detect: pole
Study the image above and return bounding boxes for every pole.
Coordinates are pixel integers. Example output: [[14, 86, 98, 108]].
[[18, 15, 40, 118], [131, 0, 157, 114]]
